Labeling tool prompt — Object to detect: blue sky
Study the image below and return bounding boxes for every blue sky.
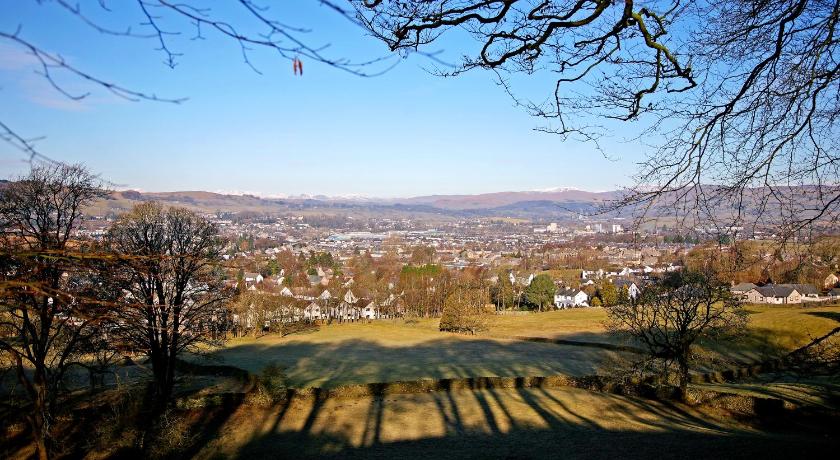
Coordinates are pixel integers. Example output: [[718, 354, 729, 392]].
[[1, 1, 646, 197]]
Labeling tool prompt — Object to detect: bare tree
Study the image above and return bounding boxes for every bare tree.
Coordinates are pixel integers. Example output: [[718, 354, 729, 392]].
[[232, 290, 285, 336], [105, 202, 229, 412], [605, 269, 747, 400], [0, 163, 108, 460], [355, 1, 840, 238]]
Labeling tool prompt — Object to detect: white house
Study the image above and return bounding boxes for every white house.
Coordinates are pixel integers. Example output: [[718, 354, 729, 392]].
[[318, 289, 332, 301], [303, 302, 322, 320], [343, 289, 358, 304], [744, 285, 802, 304], [741, 284, 818, 304], [613, 279, 640, 300], [730, 282, 757, 300], [332, 301, 361, 320], [361, 301, 378, 319], [554, 288, 589, 308], [244, 272, 263, 285]]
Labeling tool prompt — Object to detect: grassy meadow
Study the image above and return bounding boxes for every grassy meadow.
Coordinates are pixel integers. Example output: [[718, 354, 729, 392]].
[[207, 318, 620, 388], [204, 304, 840, 389]]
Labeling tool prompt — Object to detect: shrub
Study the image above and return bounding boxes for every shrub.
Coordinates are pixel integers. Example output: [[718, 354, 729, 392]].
[[147, 410, 194, 459], [439, 288, 491, 335], [246, 363, 289, 407], [281, 320, 318, 337]]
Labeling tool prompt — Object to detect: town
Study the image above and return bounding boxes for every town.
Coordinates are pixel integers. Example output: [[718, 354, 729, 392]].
[[3, 1, 840, 459], [73, 199, 840, 333]]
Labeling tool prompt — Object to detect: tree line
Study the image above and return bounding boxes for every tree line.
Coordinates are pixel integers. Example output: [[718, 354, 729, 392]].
[[1, 164, 230, 459]]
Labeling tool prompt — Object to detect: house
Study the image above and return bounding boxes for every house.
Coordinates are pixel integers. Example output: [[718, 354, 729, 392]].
[[332, 300, 361, 321], [308, 274, 322, 286], [613, 279, 640, 300], [554, 288, 589, 308], [318, 289, 332, 301], [787, 284, 820, 299], [731, 282, 757, 300], [582, 269, 604, 280], [329, 289, 362, 321], [303, 302, 322, 320], [825, 273, 839, 289], [343, 290, 358, 304], [829, 288, 840, 299], [244, 272, 263, 287], [361, 301, 378, 319], [745, 285, 802, 304], [279, 287, 294, 297]]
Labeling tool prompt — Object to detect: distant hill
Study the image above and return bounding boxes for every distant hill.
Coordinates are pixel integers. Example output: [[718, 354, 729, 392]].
[[75, 185, 838, 227], [81, 188, 620, 220], [393, 189, 621, 210]]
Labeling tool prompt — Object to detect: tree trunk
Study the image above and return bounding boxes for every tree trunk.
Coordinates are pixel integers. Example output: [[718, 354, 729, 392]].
[[28, 368, 51, 460], [30, 394, 50, 460], [150, 353, 172, 413], [677, 357, 690, 402], [35, 434, 49, 460]]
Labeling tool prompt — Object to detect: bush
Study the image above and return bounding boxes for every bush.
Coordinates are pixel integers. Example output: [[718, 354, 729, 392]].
[[147, 410, 194, 459], [281, 320, 318, 337], [591, 297, 603, 307], [439, 288, 491, 335], [246, 362, 289, 407]]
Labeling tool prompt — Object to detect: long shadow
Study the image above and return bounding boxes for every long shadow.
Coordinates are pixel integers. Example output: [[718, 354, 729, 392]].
[[193, 327, 840, 459], [205, 334, 625, 389], [471, 390, 501, 435], [228, 409, 840, 460], [805, 311, 840, 323], [360, 394, 384, 445], [536, 387, 600, 430]]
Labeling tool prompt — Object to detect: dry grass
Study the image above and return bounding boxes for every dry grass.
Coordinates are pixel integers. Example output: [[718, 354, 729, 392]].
[[487, 308, 609, 341], [193, 385, 838, 459], [742, 304, 840, 349], [205, 305, 840, 389], [699, 304, 840, 366], [210, 320, 620, 388]]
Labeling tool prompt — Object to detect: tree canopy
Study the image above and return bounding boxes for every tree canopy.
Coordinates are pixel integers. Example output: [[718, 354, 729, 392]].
[[356, 0, 840, 238], [523, 274, 556, 311]]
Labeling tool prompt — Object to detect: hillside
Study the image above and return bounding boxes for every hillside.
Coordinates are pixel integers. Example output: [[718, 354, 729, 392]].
[[83, 188, 622, 220]]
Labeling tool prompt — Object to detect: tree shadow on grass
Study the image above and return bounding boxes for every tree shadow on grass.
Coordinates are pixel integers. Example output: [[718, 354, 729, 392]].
[[206, 334, 627, 389], [185, 326, 840, 459], [805, 311, 840, 324], [181, 333, 840, 460], [213, 385, 840, 460]]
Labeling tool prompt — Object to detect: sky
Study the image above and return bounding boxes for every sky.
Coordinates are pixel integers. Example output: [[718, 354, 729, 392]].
[[0, 1, 647, 197]]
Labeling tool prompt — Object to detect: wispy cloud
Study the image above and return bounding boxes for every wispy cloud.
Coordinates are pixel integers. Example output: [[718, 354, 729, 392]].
[[0, 42, 111, 112], [0, 42, 39, 70]]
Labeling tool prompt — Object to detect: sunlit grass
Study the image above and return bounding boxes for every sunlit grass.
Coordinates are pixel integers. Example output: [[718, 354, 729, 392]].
[[207, 305, 840, 388]]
